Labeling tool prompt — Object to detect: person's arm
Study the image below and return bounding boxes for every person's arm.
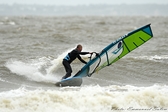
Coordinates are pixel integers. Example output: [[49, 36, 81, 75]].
[[77, 55, 87, 64], [79, 52, 90, 55]]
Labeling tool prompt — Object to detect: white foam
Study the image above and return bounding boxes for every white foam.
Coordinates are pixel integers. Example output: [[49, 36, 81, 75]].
[[5, 46, 92, 84], [133, 55, 168, 62], [0, 85, 167, 112], [8, 21, 16, 25], [0, 22, 4, 25], [46, 50, 69, 74], [5, 58, 60, 83]]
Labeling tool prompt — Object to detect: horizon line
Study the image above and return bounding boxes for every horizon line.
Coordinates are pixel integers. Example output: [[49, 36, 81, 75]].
[[0, 3, 168, 6]]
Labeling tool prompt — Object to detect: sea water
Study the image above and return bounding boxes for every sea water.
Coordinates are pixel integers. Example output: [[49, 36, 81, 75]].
[[0, 16, 168, 112]]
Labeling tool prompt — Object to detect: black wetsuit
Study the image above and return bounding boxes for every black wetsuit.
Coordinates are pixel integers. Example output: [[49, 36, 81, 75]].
[[62, 49, 89, 79]]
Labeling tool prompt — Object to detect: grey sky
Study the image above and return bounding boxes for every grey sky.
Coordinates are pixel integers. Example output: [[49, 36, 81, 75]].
[[0, 0, 168, 5]]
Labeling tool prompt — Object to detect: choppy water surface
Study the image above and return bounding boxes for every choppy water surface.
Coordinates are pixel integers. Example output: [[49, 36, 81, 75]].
[[0, 16, 168, 112]]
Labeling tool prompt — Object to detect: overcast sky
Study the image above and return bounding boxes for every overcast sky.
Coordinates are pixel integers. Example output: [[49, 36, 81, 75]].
[[0, 0, 168, 5]]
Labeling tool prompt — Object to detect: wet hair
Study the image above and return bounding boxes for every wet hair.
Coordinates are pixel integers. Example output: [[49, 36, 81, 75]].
[[77, 44, 82, 48]]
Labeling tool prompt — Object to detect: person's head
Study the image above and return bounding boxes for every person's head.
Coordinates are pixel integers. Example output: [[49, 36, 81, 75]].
[[76, 44, 82, 52]]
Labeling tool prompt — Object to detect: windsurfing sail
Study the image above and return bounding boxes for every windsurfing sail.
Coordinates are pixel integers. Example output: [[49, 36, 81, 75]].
[[74, 24, 153, 78]]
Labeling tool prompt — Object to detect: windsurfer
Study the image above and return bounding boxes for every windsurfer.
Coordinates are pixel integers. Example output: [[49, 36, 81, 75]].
[[62, 44, 92, 79]]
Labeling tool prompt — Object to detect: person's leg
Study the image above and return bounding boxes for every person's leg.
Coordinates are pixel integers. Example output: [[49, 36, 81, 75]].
[[62, 60, 72, 79]]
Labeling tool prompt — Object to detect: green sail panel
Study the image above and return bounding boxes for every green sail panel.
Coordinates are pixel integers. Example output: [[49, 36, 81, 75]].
[[113, 30, 152, 63]]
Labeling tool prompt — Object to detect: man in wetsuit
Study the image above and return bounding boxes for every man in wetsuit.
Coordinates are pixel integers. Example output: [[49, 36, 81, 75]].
[[62, 44, 92, 79]]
